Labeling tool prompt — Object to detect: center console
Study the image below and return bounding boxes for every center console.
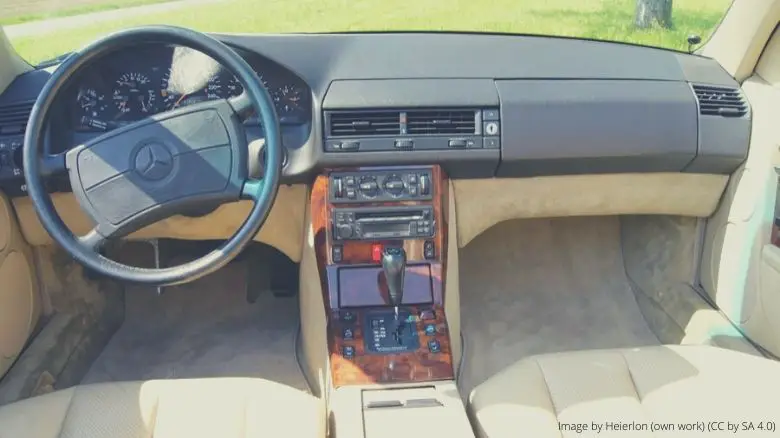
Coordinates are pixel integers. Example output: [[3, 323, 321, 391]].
[[310, 165, 454, 387]]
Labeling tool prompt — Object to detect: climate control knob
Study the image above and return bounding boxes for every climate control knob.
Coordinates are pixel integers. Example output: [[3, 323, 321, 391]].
[[383, 175, 404, 196], [336, 224, 354, 240], [359, 178, 379, 198]]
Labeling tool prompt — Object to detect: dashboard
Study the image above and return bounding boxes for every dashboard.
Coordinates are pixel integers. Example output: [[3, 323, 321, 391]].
[[0, 32, 752, 196]]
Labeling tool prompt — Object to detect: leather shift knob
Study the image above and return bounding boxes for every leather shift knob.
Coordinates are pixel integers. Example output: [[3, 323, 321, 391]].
[[381, 247, 406, 307]]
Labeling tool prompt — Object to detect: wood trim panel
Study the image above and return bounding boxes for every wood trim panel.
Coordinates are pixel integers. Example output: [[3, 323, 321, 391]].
[[310, 165, 452, 387], [328, 306, 454, 386]]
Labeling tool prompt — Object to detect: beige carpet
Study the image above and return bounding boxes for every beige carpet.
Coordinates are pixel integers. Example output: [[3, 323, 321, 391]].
[[81, 260, 309, 392], [458, 216, 659, 398]]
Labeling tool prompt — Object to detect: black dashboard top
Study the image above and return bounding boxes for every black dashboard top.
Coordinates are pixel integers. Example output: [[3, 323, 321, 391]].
[[218, 32, 737, 88], [0, 32, 750, 195]]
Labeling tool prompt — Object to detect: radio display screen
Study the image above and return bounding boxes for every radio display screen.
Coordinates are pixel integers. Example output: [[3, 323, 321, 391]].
[[362, 223, 410, 234]]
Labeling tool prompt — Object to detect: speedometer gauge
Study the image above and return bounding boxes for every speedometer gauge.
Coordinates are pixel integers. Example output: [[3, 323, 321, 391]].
[[161, 69, 221, 110], [112, 72, 156, 116]]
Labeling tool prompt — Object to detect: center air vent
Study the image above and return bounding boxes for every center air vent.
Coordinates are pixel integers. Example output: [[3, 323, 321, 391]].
[[0, 101, 34, 136], [406, 109, 477, 135], [329, 111, 401, 137], [692, 85, 748, 117]]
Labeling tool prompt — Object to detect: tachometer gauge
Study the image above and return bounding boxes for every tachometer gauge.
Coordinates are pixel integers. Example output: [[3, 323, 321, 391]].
[[274, 84, 304, 114], [161, 69, 221, 110], [112, 72, 156, 115]]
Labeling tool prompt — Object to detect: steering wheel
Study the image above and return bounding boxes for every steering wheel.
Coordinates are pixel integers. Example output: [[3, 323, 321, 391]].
[[23, 26, 283, 286]]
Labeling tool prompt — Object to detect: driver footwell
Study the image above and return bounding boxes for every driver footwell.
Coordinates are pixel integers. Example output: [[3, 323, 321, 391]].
[[81, 249, 308, 392]]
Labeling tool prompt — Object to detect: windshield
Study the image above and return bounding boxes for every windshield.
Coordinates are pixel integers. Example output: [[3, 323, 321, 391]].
[[4, 0, 732, 65]]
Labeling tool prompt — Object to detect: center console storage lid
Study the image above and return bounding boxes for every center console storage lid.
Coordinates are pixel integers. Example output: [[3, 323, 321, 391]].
[[362, 386, 474, 438]]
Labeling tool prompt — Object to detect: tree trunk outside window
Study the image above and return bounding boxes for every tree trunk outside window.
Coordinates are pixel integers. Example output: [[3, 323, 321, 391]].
[[635, 0, 673, 29]]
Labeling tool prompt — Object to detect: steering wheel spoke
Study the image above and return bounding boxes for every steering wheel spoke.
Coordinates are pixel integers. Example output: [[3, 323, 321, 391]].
[[241, 178, 266, 201], [78, 228, 108, 251], [228, 92, 254, 119], [40, 153, 67, 177]]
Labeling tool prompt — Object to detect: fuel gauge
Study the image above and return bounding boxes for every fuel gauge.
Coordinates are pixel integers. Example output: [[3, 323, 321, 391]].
[[78, 88, 107, 118], [77, 87, 109, 131]]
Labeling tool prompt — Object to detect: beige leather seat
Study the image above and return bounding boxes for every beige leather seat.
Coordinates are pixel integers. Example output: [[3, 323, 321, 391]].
[[468, 345, 780, 438], [0, 378, 324, 438]]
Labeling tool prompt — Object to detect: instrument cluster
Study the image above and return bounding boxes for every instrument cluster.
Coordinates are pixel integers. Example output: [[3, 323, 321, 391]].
[[68, 45, 311, 132]]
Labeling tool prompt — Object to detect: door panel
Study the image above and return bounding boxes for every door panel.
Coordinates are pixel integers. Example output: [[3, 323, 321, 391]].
[[757, 244, 780, 351], [699, 51, 780, 355], [0, 193, 40, 379]]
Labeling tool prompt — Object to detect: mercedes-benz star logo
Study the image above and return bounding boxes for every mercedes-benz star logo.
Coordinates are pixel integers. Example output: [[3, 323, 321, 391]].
[[133, 142, 173, 181]]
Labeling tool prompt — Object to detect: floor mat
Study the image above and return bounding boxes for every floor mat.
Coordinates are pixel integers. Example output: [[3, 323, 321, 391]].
[[458, 216, 659, 398], [82, 261, 309, 392]]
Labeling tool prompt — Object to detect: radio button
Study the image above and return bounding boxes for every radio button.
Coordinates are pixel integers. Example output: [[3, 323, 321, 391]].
[[336, 224, 354, 239]]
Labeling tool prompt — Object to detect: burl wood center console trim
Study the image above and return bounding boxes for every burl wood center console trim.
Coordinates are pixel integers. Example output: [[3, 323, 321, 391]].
[[310, 165, 454, 387]]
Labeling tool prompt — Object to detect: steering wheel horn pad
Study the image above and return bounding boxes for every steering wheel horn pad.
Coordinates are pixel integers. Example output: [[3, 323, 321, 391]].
[[66, 100, 247, 239], [23, 26, 283, 286]]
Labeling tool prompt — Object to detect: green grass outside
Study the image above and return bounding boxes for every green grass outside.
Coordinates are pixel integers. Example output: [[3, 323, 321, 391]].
[[9, 0, 732, 65], [1, 0, 174, 26]]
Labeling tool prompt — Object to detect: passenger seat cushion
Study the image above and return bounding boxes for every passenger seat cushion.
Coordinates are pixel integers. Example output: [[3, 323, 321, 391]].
[[0, 378, 324, 438], [468, 345, 780, 438]]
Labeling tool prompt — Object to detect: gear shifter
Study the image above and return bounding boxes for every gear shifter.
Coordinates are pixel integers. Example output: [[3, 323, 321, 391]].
[[381, 246, 406, 320]]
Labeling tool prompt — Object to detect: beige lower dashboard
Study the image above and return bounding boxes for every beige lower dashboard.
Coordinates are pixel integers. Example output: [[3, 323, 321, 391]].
[[12, 173, 729, 258], [13, 184, 308, 263], [453, 172, 729, 246]]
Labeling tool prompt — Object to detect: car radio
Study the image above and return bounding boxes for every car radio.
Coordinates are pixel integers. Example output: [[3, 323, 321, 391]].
[[332, 206, 434, 240]]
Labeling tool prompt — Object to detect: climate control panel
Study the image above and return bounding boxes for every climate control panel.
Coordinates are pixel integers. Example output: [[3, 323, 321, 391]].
[[329, 169, 433, 203]]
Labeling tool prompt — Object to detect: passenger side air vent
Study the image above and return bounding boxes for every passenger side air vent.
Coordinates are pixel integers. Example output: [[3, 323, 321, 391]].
[[406, 109, 477, 135], [329, 111, 401, 136], [692, 85, 748, 117], [0, 101, 34, 136]]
